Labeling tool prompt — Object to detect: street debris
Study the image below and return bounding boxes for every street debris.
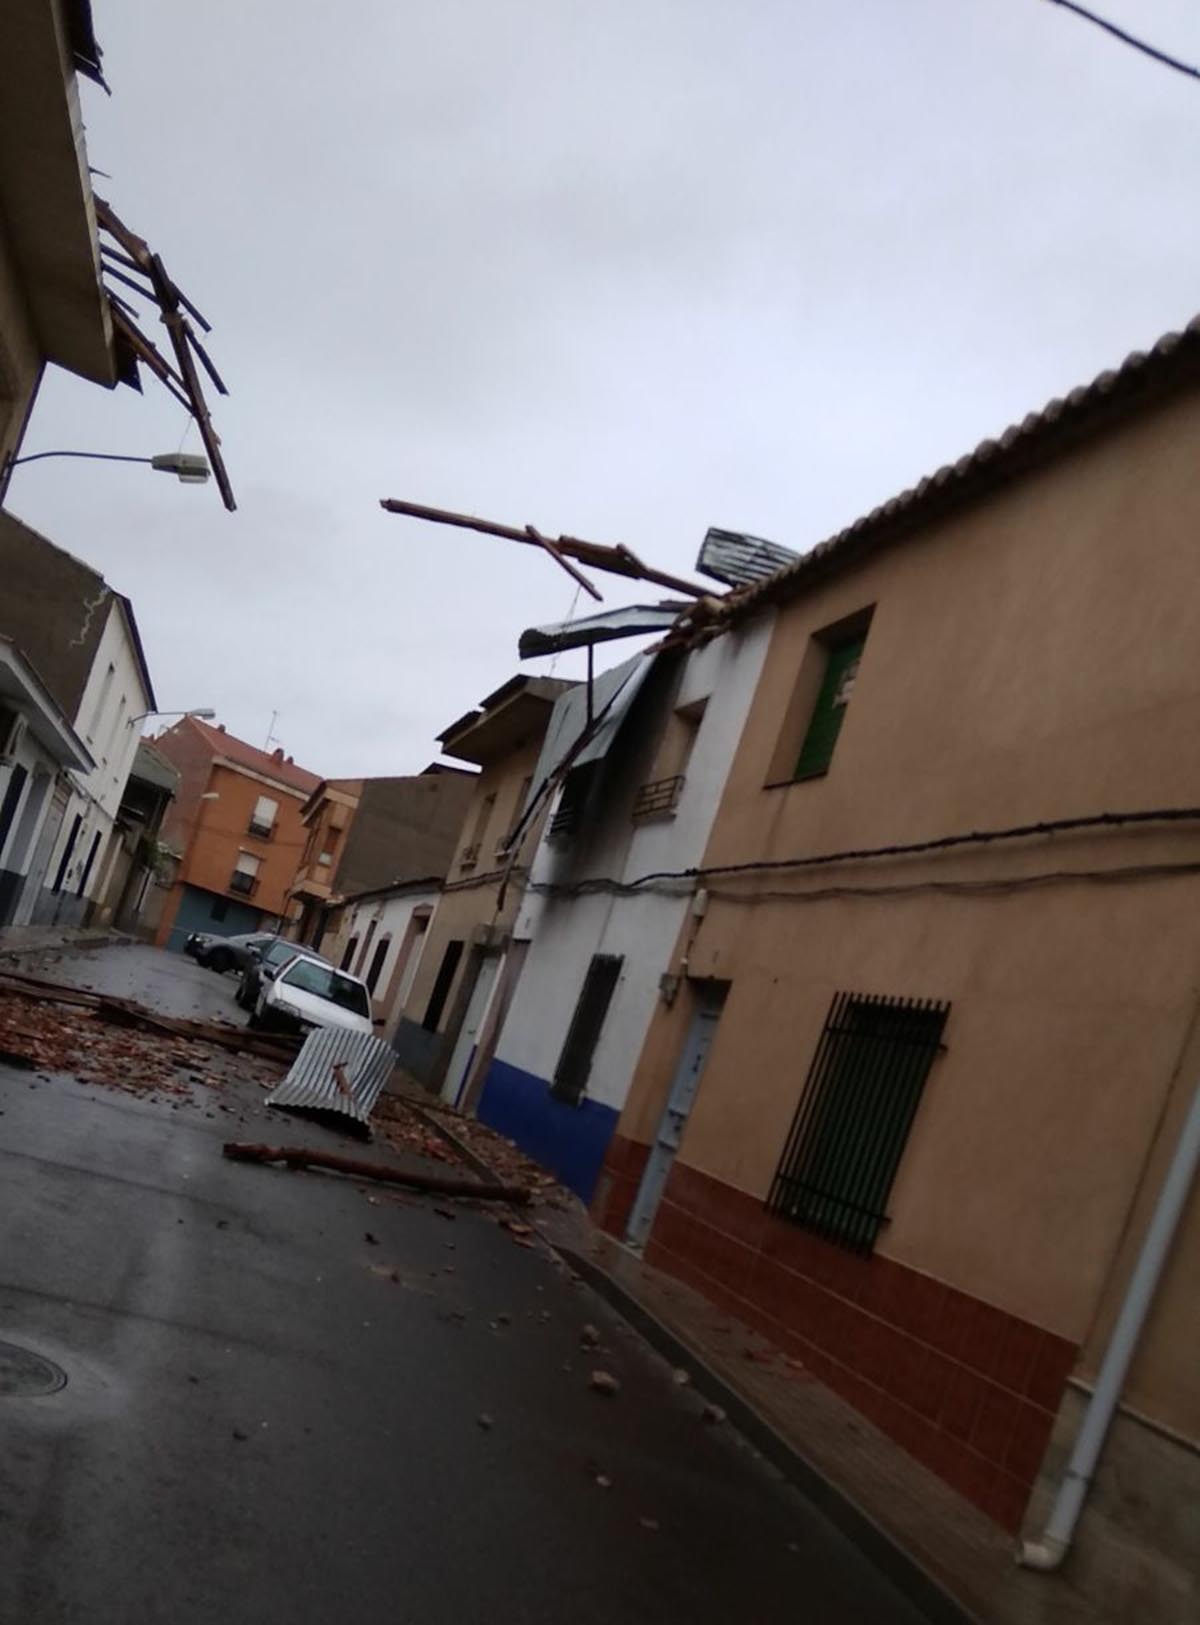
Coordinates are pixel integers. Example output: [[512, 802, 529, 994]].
[[580, 1323, 601, 1347], [477, 1413, 493, 1431], [671, 1368, 691, 1386], [433, 1205, 457, 1221], [595, 1473, 612, 1489], [589, 1370, 621, 1396], [364, 1232, 379, 1245], [701, 1403, 727, 1425], [232, 1428, 249, 1442], [222, 1142, 532, 1204], [0, 973, 288, 1103], [639, 1517, 660, 1532]]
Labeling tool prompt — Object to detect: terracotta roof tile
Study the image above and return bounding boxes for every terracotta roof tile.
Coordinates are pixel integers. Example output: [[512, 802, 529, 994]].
[[185, 717, 321, 793]]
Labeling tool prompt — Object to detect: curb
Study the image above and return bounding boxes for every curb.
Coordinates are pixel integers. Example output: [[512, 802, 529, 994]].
[[400, 1096, 504, 1187], [556, 1243, 978, 1625]]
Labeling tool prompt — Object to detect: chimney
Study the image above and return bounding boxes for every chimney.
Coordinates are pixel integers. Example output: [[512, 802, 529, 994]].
[[286, 755, 293, 765], [272, 747, 284, 761], [217, 724, 226, 733]]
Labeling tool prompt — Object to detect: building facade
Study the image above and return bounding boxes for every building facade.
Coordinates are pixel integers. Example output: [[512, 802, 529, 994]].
[[289, 768, 473, 950], [591, 320, 1200, 1614], [153, 718, 320, 951], [394, 676, 571, 1099], [0, 515, 155, 927], [327, 880, 443, 1030], [96, 739, 178, 937], [0, 636, 94, 923], [0, 1, 116, 481], [476, 622, 772, 1202]]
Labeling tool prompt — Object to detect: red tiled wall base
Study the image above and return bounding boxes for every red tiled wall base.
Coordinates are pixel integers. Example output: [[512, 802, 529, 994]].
[[594, 1136, 1077, 1533]]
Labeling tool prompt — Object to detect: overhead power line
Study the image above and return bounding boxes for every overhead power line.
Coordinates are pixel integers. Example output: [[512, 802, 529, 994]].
[[1044, 0, 1200, 82]]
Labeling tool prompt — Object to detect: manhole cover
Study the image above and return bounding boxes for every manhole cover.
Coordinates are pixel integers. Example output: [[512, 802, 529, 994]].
[[0, 1340, 67, 1397]]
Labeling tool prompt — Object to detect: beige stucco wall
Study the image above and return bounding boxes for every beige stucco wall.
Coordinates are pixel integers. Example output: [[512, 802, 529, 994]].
[[402, 739, 543, 1030], [618, 380, 1200, 1442]]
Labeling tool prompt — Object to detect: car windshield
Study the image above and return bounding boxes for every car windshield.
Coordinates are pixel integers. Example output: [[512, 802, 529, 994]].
[[280, 959, 371, 1017], [263, 940, 298, 968]]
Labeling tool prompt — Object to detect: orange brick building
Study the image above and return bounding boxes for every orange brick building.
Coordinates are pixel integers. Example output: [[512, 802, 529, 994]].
[[152, 718, 320, 951]]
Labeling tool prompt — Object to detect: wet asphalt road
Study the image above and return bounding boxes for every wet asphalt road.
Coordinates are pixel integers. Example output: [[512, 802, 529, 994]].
[[0, 946, 927, 1625]]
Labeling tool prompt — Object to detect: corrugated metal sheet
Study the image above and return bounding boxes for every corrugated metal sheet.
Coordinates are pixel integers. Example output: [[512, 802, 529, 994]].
[[518, 603, 685, 658], [266, 1027, 396, 1128], [696, 527, 799, 588]]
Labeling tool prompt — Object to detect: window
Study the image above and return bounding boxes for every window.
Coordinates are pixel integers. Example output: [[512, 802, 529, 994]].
[[551, 954, 623, 1105], [794, 634, 865, 780], [319, 825, 339, 866], [365, 935, 391, 994], [768, 992, 949, 1253], [340, 935, 359, 971], [461, 792, 496, 870], [87, 663, 115, 743], [423, 939, 464, 1032], [548, 762, 598, 841], [249, 795, 278, 839], [279, 958, 371, 1018], [229, 852, 260, 896]]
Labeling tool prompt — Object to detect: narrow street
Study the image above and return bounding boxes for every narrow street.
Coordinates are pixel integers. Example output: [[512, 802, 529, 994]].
[[0, 945, 926, 1625]]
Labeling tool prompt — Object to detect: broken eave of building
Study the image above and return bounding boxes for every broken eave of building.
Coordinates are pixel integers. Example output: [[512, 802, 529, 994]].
[[94, 196, 235, 512]]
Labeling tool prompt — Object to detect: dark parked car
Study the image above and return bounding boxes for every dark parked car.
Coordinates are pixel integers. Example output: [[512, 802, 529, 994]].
[[236, 936, 330, 1010], [184, 930, 275, 975]]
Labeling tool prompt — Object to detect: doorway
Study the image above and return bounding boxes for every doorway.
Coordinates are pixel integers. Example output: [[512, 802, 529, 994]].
[[626, 981, 727, 1251], [441, 951, 502, 1107]]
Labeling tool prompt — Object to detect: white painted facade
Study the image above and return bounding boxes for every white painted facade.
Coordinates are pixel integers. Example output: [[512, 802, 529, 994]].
[[0, 637, 93, 927], [37, 598, 153, 924], [332, 882, 442, 1033], [489, 615, 773, 1125]]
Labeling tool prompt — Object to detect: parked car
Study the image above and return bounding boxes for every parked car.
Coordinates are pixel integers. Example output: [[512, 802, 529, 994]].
[[248, 954, 374, 1037], [184, 930, 275, 975], [236, 936, 330, 1010]]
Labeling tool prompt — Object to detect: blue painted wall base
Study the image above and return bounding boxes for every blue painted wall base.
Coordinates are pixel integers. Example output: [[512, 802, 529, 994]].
[[477, 1058, 618, 1204]]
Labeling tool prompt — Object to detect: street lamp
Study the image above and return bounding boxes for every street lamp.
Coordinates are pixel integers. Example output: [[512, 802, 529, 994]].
[[130, 706, 216, 725], [7, 449, 211, 484]]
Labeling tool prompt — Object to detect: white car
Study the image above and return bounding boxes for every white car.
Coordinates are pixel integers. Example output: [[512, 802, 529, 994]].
[[249, 954, 374, 1038]]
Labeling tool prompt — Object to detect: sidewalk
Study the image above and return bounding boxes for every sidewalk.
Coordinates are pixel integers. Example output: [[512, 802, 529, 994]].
[[0, 925, 127, 967], [408, 1090, 1109, 1625]]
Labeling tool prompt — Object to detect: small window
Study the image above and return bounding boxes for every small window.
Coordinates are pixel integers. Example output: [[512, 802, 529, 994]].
[[551, 954, 623, 1105], [423, 940, 464, 1032], [794, 635, 865, 780], [340, 935, 359, 972], [768, 991, 949, 1253], [366, 935, 391, 994], [249, 795, 278, 838], [230, 851, 260, 896]]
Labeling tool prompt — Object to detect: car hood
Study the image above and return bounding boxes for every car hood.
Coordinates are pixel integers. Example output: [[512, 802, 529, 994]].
[[268, 983, 373, 1036]]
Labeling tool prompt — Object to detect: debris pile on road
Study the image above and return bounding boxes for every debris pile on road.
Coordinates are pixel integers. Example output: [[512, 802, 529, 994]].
[[0, 972, 286, 1102], [222, 1140, 533, 1204], [383, 1090, 572, 1208]]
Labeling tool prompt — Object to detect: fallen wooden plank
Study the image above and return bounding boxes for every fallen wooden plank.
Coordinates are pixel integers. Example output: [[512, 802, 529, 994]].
[[221, 1141, 532, 1205]]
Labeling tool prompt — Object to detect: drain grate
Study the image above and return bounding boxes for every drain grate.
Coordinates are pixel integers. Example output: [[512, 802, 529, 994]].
[[0, 1340, 67, 1397]]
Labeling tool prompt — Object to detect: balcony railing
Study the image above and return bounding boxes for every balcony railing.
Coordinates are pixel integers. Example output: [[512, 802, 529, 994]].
[[247, 818, 275, 840], [631, 775, 685, 821], [228, 871, 259, 897]]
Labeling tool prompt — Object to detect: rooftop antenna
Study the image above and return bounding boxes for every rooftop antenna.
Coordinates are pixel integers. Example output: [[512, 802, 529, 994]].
[[264, 710, 280, 752]]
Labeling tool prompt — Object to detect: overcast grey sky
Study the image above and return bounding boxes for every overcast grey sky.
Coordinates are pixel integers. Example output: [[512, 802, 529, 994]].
[[9, 0, 1200, 775]]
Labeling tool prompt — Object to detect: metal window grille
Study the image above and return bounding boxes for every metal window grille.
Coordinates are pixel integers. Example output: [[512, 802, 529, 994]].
[[551, 954, 623, 1105], [247, 818, 275, 839], [228, 870, 258, 897], [768, 991, 949, 1253], [631, 774, 685, 820]]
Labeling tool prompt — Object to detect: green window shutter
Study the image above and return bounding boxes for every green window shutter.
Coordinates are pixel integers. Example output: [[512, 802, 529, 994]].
[[794, 635, 865, 780]]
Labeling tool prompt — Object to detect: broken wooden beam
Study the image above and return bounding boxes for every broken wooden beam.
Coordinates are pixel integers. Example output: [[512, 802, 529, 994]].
[[221, 1141, 532, 1205]]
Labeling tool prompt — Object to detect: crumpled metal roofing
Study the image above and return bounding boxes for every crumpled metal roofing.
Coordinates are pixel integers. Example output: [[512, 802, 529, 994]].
[[723, 313, 1200, 620], [266, 1027, 396, 1129]]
